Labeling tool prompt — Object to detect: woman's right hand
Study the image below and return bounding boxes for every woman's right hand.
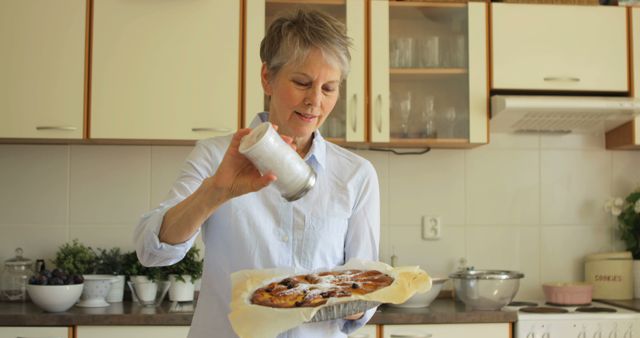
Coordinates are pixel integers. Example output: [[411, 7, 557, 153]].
[[203, 126, 293, 203]]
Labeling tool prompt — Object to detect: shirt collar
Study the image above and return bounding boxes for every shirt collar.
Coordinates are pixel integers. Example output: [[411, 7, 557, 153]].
[[249, 112, 326, 171]]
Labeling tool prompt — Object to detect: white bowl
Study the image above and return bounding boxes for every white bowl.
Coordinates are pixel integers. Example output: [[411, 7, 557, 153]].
[[390, 278, 447, 308], [27, 284, 83, 312]]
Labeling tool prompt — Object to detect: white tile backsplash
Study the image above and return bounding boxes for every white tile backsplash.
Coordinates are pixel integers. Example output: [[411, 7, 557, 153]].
[[150, 146, 193, 207], [0, 145, 69, 225], [466, 148, 540, 225], [388, 150, 465, 226], [540, 150, 611, 225], [389, 225, 466, 278], [0, 137, 638, 295], [69, 145, 150, 226], [540, 225, 612, 283]]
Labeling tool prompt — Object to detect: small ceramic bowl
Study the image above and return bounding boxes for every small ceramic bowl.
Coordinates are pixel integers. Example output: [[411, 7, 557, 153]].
[[76, 275, 116, 307], [543, 282, 593, 305]]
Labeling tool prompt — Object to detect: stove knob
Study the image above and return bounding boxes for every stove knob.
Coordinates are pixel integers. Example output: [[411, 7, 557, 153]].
[[526, 333, 535, 338], [542, 333, 550, 338]]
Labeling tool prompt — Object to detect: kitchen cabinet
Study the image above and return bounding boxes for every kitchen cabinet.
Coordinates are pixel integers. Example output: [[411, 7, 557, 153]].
[[0, 326, 70, 338], [244, 0, 488, 148], [90, 0, 240, 141], [349, 324, 378, 338], [606, 8, 640, 150], [491, 3, 628, 92], [0, 0, 86, 139], [370, 0, 488, 147], [76, 325, 189, 338], [244, 0, 367, 143], [382, 323, 510, 338]]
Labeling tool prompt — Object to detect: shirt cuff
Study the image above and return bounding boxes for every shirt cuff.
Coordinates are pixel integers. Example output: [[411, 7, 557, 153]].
[[136, 203, 200, 266]]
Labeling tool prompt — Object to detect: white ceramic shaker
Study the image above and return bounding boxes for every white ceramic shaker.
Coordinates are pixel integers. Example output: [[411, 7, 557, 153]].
[[238, 122, 316, 201]]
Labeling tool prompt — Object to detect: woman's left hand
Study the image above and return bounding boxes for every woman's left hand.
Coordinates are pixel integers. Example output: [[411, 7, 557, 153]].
[[344, 312, 364, 321]]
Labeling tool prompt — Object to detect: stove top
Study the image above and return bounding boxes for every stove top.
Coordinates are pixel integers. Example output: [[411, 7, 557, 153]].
[[511, 300, 640, 338], [505, 300, 638, 320]]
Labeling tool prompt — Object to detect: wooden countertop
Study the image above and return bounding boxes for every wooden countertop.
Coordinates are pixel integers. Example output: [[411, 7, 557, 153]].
[[0, 299, 517, 326]]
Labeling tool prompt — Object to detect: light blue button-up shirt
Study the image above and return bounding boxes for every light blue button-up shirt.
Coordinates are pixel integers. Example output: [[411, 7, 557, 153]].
[[134, 113, 380, 338]]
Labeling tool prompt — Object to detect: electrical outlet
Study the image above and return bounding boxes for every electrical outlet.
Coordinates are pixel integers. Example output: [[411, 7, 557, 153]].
[[421, 216, 441, 240]]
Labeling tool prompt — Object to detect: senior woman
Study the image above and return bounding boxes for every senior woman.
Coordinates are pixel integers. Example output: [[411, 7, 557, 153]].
[[134, 8, 380, 338]]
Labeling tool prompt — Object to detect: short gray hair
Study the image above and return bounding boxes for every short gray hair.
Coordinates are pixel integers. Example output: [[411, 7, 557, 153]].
[[260, 8, 352, 82]]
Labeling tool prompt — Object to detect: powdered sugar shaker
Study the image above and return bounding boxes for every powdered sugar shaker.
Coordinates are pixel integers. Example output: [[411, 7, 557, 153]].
[[238, 122, 316, 201]]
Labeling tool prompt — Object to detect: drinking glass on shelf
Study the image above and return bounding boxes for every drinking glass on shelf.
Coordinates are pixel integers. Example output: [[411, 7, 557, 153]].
[[399, 92, 412, 138], [417, 36, 440, 68], [391, 37, 415, 68], [421, 95, 437, 138], [444, 106, 457, 138]]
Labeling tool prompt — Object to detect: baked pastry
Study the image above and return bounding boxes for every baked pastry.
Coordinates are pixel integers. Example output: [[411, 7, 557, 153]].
[[250, 269, 394, 308]]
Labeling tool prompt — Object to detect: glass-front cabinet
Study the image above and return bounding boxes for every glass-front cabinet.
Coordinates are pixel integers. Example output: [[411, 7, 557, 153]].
[[370, 0, 488, 147], [244, 0, 487, 148], [244, 0, 367, 143]]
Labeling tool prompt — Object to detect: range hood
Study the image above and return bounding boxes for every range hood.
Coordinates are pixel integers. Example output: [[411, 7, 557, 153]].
[[491, 95, 640, 134]]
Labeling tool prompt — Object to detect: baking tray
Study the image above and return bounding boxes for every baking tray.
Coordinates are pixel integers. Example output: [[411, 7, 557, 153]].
[[308, 300, 381, 322]]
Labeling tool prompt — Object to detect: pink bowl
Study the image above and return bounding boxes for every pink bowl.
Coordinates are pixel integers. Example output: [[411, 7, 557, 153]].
[[543, 282, 593, 305]]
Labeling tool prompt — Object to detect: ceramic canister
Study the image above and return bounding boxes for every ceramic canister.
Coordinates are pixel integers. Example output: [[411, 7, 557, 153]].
[[585, 251, 633, 300], [239, 122, 316, 201]]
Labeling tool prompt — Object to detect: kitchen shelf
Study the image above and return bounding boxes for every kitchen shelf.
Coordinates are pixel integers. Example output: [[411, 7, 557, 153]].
[[389, 1, 467, 9], [266, 0, 344, 5]]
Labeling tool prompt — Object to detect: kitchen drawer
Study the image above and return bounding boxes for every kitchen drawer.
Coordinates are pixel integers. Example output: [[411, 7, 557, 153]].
[[76, 326, 189, 338], [383, 323, 510, 338], [0, 326, 70, 338]]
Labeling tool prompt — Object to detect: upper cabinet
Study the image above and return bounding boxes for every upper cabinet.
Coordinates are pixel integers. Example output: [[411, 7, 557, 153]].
[[244, 0, 367, 143], [606, 8, 640, 150], [0, 0, 86, 139], [370, 0, 488, 147], [491, 3, 628, 92], [90, 0, 240, 140]]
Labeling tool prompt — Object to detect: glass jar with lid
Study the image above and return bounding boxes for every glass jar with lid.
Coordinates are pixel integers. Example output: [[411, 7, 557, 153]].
[[1, 248, 34, 302]]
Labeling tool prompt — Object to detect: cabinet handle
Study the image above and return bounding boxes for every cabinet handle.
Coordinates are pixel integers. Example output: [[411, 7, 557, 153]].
[[375, 94, 383, 133], [191, 127, 231, 133], [35, 126, 77, 131], [543, 76, 580, 82], [349, 94, 358, 133], [390, 334, 432, 338]]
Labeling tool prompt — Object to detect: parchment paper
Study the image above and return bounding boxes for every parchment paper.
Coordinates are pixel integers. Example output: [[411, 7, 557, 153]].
[[228, 259, 431, 338]]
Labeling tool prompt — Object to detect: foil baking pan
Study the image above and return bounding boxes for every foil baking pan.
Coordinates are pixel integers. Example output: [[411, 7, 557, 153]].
[[308, 300, 381, 322]]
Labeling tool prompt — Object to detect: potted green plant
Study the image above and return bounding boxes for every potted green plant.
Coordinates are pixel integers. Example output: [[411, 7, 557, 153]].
[[122, 251, 167, 304], [95, 247, 126, 303], [166, 247, 203, 302], [606, 189, 640, 257], [605, 187, 640, 296], [53, 239, 97, 276]]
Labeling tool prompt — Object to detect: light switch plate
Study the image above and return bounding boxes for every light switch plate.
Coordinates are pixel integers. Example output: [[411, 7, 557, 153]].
[[421, 216, 441, 240]]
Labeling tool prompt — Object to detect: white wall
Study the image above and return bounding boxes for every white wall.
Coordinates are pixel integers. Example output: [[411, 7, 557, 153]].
[[1, 132, 639, 300]]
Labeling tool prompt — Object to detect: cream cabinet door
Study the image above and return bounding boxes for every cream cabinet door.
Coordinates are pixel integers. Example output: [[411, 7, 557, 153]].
[[349, 324, 378, 338], [606, 8, 640, 149], [243, 0, 366, 143], [383, 323, 510, 338], [492, 3, 627, 92], [369, 1, 488, 147], [76, 326, 189, 338], [0, 0, 85, 139], [91, 0, 239, 140], [0, 326, 69, 338], [369, 0, 391, 143]]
